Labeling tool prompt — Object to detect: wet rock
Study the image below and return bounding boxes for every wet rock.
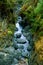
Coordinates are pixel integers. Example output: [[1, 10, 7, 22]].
[[23, 26, 30, 32], [29, 39, 34, 47], [11, 58, 19, 65], [0, 52, 13, 65], [14, 49, 22, 60], [19, 20, 24, 26], [18, 45, 24, 49], [22, 50, 28, 58], [18, 16, 22, 22], [27, 45, 32, 51], [17, 39, 26, 44], [13, 38, 17, 42], [19, 19, 29, 28], [13, 58, 19, 64], [14, 33, 21, 38], [13, 43, 18, 50], [22, 33, 34, 47], [15, 58, 28, 65], [23, 32, 31, 37], [3, 47, 15, 55], [26, 35, 32, 41]]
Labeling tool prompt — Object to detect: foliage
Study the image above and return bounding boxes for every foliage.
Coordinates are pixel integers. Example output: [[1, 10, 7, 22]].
[[20, 0, 43, 37], [0, 0, 17, 48], [19, 1, 43, 65], [0, 0, 17, 24]]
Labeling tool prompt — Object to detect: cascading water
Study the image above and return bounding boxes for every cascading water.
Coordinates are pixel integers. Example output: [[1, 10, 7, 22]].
[[14, 16, 29, 58], [12, 6, 31, 65]]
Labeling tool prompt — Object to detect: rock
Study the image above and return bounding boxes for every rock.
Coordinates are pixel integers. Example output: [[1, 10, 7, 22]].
[[17, 39, 26, 44], [19, 20, 24, 26], [22, 50, 28, 58], [14, 33, 21, 38], [26, 35, 32, 41], [19, 20, 26, 28], [13, 38, 17, 42], [11, 58, 19, 65], [15, 59, 28, 65], [18, 16, 22, 22], [19, 19, 29, 28], [0, 52, 13, 65], [27, 45, 32, 51], [13, 43, 18, 50], [23, 32, 31, 37], [14, 49, 22, 60], [24, 26, 30, 32], [3, 47, 15, 55], [13, 40, 18, 50], [29, 39, 34, 47], [18, 45, 24, 49], [13, 58, 19, 64]]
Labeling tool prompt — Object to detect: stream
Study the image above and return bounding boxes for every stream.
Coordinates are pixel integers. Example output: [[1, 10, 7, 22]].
[[14, 16, 30, 59]]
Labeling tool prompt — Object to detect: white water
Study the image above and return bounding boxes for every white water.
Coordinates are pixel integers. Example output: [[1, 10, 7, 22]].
[[15, 17, 22, 34], [14, 16, 29, 54]]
